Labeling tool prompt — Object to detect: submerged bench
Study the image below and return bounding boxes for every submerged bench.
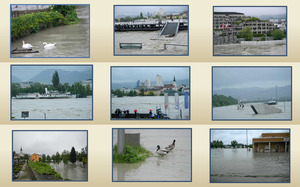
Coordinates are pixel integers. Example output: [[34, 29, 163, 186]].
[[119, 43, 142, 49]]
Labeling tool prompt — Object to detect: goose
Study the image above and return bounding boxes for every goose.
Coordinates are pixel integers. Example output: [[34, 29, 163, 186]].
[[43, 42, 56, 48], [165, 139, 176, 151], [156, 145, 169, 156], [22, 40, 33, 49]]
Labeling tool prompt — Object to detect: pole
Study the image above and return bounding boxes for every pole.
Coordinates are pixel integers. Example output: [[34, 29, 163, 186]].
[[117, 129, 125, 154], [44, 113, 46, 120]]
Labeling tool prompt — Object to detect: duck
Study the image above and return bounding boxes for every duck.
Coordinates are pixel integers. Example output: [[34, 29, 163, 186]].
[[22, 40, 33, 49], [165, 139, 176, 151], [156, 145, 169, 156], [43, 42, 56, 48]]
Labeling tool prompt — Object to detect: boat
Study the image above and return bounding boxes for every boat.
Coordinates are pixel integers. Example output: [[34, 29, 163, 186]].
[[15, 88, 73, 99]]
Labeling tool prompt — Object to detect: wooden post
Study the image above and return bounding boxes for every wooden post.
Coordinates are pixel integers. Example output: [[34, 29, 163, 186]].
[[117, 129, 125, 154]]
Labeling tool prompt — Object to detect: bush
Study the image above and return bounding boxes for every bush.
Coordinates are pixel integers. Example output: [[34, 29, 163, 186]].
[[272, 29, 286, 40], [113, 144, 153, 163], [29, 161, 62, 179], [239, 26, 253, 41]]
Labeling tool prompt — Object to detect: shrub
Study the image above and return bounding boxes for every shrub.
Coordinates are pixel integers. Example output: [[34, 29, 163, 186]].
[[29, 161, 62, 179], [272, 29, 286, 40], [113, 144, 153, 163], [239, 26, 253, 41]]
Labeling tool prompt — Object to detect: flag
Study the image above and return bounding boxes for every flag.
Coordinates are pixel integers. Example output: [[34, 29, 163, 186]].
[[164, 93, 169, 109], [221, 24, 224, 30], [175, 93, 179, 110], [225, 22, 229, 29], [184, 92, 189, 109]]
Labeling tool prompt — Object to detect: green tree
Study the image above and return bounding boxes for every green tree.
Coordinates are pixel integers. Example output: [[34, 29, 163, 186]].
[[46, 155, 51, 162], [272, 29, 285, 40], [240, 26, 253, 41], [140, 12, 143, 18], [52, 71, 60, 89], [24, 154, 29, 160], [70, 147, 76, 164], [61, 150, 70, 164], [148, 91, 155, 96], [41, 154, 46, 163], [231, 140, 238, 148], [139, 88, 145, 96], [55, 152, 61, 163]]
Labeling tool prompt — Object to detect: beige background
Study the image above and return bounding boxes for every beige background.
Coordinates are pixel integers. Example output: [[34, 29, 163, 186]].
[[1, 0, 299, 186]]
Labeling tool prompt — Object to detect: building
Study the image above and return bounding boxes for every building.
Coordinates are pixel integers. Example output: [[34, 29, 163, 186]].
[[136, 80, 140, 89], [30, 153, 39, 162], [20, 81, 33, 88], [144, 79, 151, 88], [214, 11, 275, 36], [252, 132, 289, 153], [172, 76, 177, 91], [81, 79, 92, 90], [156, 74, 163, 87]]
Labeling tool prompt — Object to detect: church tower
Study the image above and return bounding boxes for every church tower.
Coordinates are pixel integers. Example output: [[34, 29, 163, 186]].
[[173, 76, 177, 91]]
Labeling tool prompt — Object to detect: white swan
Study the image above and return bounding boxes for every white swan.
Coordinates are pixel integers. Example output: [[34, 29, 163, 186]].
[[22, 40, 33, 49], [43, 42, 56, 48]]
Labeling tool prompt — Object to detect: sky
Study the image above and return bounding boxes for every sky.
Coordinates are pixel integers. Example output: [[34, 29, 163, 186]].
[[12, 65, 92, 81], [211, 129, 290, 145], [213, 67, 291, 90], [13, 131, 87, 156], [214, 7, 286, 17], [112, 67, 190, 83], [115, 6, 188, 18]]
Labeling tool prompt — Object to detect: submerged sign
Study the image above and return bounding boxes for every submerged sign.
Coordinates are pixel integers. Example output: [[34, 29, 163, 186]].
[[175, 93, 179, 110], [184, 92, 188, 109]]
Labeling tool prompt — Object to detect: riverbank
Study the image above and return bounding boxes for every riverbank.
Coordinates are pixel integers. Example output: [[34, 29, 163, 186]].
[[11, 5, 80, 41]]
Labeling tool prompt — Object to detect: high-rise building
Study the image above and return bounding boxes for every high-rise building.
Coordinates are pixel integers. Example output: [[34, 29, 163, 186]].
[[144, 79, 151, 88], [136, 80, 140, 88], [156, 74, 163, 87]]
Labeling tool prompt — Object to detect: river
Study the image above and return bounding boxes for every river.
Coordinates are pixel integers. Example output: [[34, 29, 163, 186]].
[[211, 148, 290, 182], [113, 129, 192, 181], [11, 5, 89, 58], [50, 161, 87, 181], [11, 97, 92, 120], [213, 101, 291, 120], [112, 96, 190, 119]]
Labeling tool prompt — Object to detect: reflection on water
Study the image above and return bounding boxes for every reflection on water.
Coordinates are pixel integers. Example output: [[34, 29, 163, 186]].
[[50, 161, 87, 181], [113, 129, 192, 181], [12, 97, 92, 120], [211, 149, 290, 182], [11, 5, 89, 57], [213, 102, 291, 120], [112, 96, 190, 119]]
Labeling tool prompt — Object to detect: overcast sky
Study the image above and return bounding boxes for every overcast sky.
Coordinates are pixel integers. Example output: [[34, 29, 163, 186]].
[[12, 65, 92, 81], [13, 131, 87, 156], [115, 6, 188, 18], [214, 7, 286, 17], [213, 67, 291, 90], [112, 67, 190, 83], [211, 129, 289, 145]]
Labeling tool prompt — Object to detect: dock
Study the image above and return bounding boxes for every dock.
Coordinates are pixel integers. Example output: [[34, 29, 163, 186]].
[[115, 22, 188, 32]]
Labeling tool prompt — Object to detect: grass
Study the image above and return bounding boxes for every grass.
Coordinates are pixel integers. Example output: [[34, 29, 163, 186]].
[[29, 161, 62, 179], [113, 144, 153, 163]]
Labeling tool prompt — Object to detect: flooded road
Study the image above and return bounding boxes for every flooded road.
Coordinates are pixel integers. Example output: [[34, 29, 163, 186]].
[[211, 149, 290, 182], [115, 30, 188, 55], [11, 5, 89, 58], [213, 101, 291, 120], [12, 97, 92, 120], [50, 161, 87, 181], [112, 96, 190, 119], [113, 129, 192, 181]]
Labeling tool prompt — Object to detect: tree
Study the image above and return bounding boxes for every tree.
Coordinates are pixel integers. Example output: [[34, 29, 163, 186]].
[[52, 71, 60, 89], [41, 154, 46, 163], [140, 12, 143, 18], [70, 147, 76, 164], [240, 26, 253, 41], [231, 140, 238, 148], [272, 29, 285, 40], [61, 150, 70, 164], [55, 152, 61, 163], [46, 155, 51, 162], [148, 91, 155, 96]]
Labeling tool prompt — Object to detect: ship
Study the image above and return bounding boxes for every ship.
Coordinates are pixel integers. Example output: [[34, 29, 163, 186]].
[[15, 88, 74, 99]]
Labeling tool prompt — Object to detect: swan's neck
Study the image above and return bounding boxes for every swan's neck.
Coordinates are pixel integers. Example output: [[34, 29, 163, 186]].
[[22, 41, 25, 45]]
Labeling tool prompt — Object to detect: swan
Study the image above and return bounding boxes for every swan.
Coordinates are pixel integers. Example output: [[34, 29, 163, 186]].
[[43, 42, 56, 48], [156, 145, 169, 156], [165, 139, 176, 151], [22, 40, 33, 49]]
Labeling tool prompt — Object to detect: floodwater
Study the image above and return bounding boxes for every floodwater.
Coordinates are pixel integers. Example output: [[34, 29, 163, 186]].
[[115, 30, 188, 55], [50, 161, 87, 181], [214, 42, 286, 56], [11, 5, 89, 57], [111, 96, 190, 119], [211, 149, 290, 182], [11, 97, 92, 120], [213, 101, 291, 120], [113, 129, 192, 181]]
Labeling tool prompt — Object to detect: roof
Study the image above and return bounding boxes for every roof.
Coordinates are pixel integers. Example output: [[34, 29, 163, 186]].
[[214, 12, 244, 15]]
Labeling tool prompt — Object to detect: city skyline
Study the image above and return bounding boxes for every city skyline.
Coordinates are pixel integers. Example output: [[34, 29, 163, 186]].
[[214, 7, 287, 17]]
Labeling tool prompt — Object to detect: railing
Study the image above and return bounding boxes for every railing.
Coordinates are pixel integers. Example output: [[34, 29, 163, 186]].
[[164, 44, 188, 50]]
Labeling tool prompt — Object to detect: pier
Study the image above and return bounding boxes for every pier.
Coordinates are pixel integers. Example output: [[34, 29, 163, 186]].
[[115, 22, 188, 32]]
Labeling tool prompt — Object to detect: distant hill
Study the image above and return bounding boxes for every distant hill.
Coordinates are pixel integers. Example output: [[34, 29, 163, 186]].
[[213, 85, 291, 101], [12, 76, 21, 83], [20, 69, 92, 84], [112, 79, 190, 90]]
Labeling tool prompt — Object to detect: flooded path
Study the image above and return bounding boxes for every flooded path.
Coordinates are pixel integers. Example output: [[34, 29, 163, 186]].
[[211, 149, 290, 182], [50, 162, 87, 181]]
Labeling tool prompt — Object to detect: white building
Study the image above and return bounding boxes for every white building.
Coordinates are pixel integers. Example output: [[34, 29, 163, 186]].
[[156, 74, 163, 87], [144, 79, 151, 88], [81, 79, 92, 90]]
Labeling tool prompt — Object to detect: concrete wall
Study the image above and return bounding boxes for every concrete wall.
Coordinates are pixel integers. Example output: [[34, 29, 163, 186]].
[[253, 142, 288, 152], [241, 39, 286, 46]]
